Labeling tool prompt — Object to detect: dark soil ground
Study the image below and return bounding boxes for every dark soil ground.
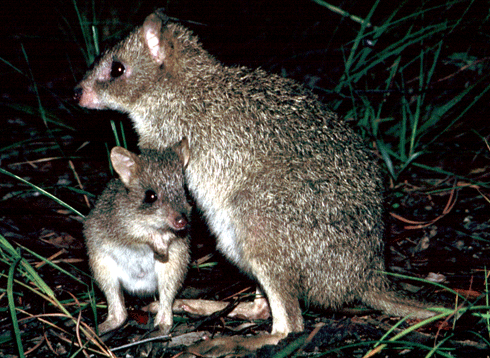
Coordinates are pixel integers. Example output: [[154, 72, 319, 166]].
[[1, 1, 490, 357]]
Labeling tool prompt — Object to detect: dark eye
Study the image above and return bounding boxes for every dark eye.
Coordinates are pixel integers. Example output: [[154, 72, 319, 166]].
[[111, 61, 125, 78], [143, 190, 158, 204]]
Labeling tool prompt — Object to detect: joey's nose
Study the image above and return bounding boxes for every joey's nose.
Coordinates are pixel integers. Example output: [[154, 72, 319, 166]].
[[172, 214, 189, 231]]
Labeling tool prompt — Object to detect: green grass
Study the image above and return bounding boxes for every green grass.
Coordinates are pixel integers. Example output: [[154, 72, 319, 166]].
[[272, 271, 490, 357], [0, 234, 114, 357], [313, 0, 490, 180]]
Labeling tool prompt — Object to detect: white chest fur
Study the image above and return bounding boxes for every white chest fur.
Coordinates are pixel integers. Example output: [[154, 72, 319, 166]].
[[110, 245, 158, 295], [187, 168, 244, 266]]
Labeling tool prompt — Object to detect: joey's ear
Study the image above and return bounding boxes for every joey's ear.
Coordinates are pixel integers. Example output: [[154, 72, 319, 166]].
[[110, 147, 140, 186], [143, 12, 168, 64], [175, 137, 191, 168]]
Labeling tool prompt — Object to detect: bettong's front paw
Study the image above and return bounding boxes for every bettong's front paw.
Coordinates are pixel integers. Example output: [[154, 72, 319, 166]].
[[186, 336, 252, 357], [185, 333, 285, 357], [172, 298, 270, 320]]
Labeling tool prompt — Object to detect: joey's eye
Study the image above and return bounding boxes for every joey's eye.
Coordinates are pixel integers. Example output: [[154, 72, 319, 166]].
[[143, 190, 158, 204], [111, 61, 125, 78]]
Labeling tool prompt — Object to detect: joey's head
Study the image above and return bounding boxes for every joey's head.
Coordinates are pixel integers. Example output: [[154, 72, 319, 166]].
[[110, 138, 192, 237], [75, 10, 215, 113]]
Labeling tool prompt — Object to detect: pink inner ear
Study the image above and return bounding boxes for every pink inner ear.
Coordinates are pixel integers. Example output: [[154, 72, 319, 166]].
[[111, 150, 137, 184], [145, 30, 165, 64]]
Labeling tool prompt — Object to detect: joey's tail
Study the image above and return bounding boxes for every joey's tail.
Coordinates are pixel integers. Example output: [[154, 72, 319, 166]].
[[362, 290, 436, 319]]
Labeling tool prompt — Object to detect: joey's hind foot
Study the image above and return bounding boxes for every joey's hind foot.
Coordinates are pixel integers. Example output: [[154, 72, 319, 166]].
[[97, 314, 127, 335]]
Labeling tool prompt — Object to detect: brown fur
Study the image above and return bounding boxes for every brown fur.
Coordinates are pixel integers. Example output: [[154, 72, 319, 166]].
[[83, 140, 191, 334], [77, 11, 435, 353]]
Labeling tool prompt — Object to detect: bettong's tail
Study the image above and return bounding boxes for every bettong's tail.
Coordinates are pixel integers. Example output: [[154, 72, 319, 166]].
[[362, 289, 436, 319]]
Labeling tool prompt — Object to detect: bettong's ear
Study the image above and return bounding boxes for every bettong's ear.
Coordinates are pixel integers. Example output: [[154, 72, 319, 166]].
[[143, 11, 170, 65], [110, 147, 140, 186]]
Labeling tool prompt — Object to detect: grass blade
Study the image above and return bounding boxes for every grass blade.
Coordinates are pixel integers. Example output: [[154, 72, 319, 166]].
[[0, 167, 85, 218], [7, 256, 25, 358]]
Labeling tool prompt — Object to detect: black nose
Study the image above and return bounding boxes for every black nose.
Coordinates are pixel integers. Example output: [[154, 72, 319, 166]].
[[73, 85, 83, 102]]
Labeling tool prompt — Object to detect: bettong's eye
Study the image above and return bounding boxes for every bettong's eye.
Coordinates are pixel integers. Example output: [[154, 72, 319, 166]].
[[111, 61, 125, 78], [143, 189, 158, 204]]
